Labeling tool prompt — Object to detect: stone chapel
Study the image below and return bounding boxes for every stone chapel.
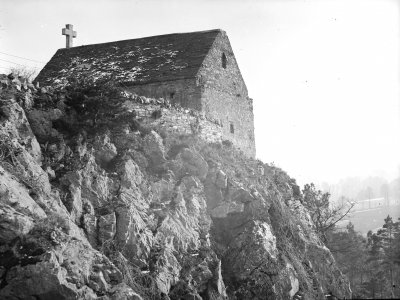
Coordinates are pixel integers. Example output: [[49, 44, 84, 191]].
[[36, 29, 256, 157]]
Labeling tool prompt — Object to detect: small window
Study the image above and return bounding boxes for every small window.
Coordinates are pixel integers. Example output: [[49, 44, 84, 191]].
[[230, 123, 234, 134], [222, 53, 227, 69], [170, 92, 175, 99], [248, 131, 253, 140]]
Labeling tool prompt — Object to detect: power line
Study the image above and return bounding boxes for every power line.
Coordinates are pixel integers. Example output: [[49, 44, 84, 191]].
[[0, 51, 45, 64], [0, 58, 25, 66], [0, 58, 58, 70]]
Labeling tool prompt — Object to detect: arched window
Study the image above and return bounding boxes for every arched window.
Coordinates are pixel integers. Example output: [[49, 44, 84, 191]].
[[222, 53, 227, 69]]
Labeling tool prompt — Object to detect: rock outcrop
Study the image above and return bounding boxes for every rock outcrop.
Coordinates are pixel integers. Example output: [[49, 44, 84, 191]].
[[0, 74, 351, 299]]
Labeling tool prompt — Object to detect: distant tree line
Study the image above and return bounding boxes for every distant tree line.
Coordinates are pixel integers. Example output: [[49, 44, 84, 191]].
[[321, 175, 400, 204]]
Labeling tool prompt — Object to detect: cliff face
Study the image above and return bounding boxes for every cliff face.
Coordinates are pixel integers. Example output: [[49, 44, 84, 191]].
[[0, 74, 351, 300]]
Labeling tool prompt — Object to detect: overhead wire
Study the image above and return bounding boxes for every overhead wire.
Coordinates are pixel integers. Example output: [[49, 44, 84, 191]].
[[0, 56, 63, 70], [0, 58, 26, 66], [0, 57, 47, 73], [0, 51, 45, 64]]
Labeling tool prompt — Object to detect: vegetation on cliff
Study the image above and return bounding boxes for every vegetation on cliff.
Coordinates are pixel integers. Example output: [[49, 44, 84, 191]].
[[0, 73, 351, 299]]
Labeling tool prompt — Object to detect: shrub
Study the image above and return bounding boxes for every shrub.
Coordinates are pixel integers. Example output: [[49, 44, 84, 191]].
[[151, 109, 162, 119], [154, 127, 168, 140], [64, 75, 136, 132], [102, 241, 160, 299], [30, 212, 70, 237], [222, 139, 233, 147], [138, 124, 153, 137], [9, 66, 38, 82]]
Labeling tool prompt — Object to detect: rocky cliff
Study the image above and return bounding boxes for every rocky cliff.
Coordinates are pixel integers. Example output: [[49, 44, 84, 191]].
[[0, 74, 351, 299]]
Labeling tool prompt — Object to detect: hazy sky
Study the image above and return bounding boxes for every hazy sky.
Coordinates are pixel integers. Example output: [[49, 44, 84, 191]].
[[1, 0, 399, 186]]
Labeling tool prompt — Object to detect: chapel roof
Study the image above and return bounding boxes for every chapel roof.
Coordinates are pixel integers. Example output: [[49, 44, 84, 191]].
[[36, 29, 222, 86]]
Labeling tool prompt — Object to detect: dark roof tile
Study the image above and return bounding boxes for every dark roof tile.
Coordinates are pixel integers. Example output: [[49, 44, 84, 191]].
[[36, 29, 222, 86]]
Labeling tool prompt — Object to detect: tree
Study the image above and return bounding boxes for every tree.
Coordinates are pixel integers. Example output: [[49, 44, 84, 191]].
[[301, 183, 354, 242], [327, 223, 369, 298], [327, 216, 400, 298], [362, 216, 400, 299], [65, 75, 138, 131], [9, 66, 38, 81]]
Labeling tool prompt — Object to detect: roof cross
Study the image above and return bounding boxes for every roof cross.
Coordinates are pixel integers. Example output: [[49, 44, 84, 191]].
[[62, 24, 77, 48]]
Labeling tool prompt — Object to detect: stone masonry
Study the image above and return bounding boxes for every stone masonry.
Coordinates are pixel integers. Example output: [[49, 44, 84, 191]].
[[198, 31, 255, 157], [36, 29, 256, 158]]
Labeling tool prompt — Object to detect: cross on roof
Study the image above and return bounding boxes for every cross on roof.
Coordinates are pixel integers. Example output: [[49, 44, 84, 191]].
[[62, 24, 77, 48]]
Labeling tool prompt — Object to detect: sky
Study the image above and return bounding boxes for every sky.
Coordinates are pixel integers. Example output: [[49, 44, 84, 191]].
[[1, 0, 399, 186]]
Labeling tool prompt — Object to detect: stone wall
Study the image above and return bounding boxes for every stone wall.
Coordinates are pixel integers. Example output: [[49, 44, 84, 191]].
[[126, 78, 202, 111], [123, 31, 256, 158], [123, 100, 222, 144], [197, 31, 256, 158]]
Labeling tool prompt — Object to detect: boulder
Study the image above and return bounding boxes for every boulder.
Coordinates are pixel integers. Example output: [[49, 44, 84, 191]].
[[0, 165, 46, 222], [204, 178, 224, 210], [219, 221, 280, 298], [153, 243, 181, 294], [93, 134, 118, 168], [12, 147, 51, 195], [129, 149, 148, 170], [98, 212, 117, 244], [210, 202, 245, 218], [181, 176, 199, 191], [60, 171, 83, 223], [0, 204, 34, 242], [109, 283, 143, 300], [0, 100, 42, 163], [215, 169, 227, 189], [61, 156, 111, 215], [213, 260, 227, 298], [117, 157, 143, 189], [115, 206, 152, 265], [26, 108, 63, 143], [0, 236, 136, 300], [83, 213, 97, 246], [142, 130, 166, 168], [232, 187, 254, 203], [179, 148, 208, 180]]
